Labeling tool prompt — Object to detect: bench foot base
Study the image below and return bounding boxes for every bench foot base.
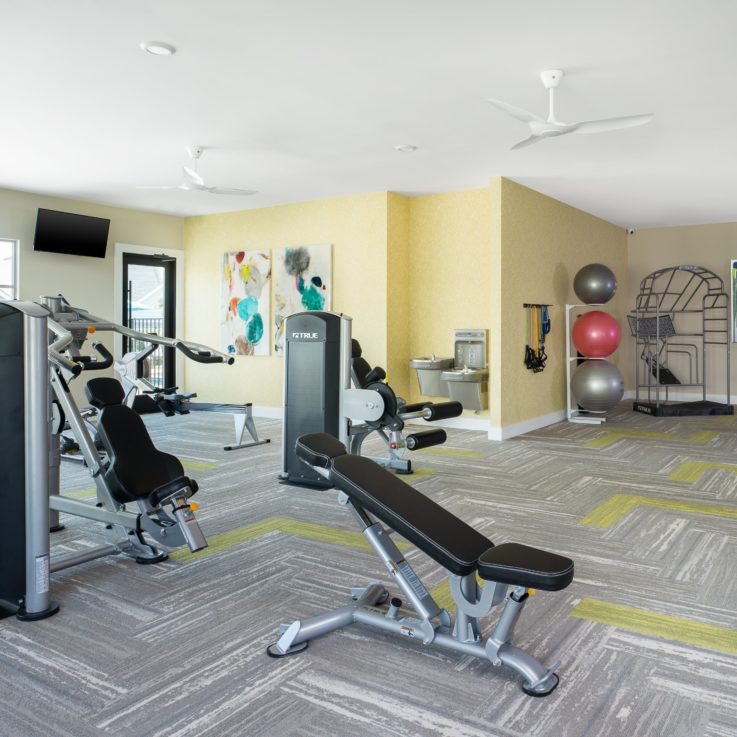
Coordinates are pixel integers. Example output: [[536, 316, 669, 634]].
[[266, 641, 308, 658]]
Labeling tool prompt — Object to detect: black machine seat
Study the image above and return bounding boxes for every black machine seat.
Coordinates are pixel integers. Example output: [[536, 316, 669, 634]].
[[295, 432, 347, 468], [331, 453, 493, 576], [85, 377, 126, 409], [96, 403, 197, 505], [478, 544, 574, 592]]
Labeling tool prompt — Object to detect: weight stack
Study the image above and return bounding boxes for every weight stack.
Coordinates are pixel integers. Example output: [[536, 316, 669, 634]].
[[281, 311, 347, 487]]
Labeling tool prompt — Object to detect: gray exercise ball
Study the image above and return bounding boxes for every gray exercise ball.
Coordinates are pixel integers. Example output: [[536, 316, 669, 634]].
[[573, 263, 617, 304], [571, 360, 624, 412]]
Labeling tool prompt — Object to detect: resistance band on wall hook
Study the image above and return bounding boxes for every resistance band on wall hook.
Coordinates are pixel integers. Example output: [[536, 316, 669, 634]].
[[524, 304, 551, 372]]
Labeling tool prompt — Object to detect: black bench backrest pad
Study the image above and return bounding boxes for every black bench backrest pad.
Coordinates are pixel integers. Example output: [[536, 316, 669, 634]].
[[295, 433, 347, 469], [97, 404, 185, 503], [478, 543, 574, 591], [351, 356, 373, 389], [331, 454, 492, 576], [85, 377, 125, 409]]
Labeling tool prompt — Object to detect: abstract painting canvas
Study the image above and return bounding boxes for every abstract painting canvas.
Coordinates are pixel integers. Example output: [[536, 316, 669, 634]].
[[221, 250, 271, 356], [274, 245, 331, 353]]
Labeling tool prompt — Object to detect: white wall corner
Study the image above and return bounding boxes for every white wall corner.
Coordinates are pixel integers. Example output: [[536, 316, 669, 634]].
[[251, 405, 284, 420]]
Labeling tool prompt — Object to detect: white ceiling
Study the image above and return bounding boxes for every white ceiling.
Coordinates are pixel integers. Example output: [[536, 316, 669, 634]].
[[2, 0, 736, 228]]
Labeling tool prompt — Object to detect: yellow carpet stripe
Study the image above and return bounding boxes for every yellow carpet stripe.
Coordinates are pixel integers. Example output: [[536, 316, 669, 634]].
[[570, 598, 737, 656], [408, 467, 435, 479], [419, 447, 482, 458], [181, 459, 218, 471], [586, 428, 717, 450], [579, 493, 737, 528], [62, 487, 97, 500], [668, 460, 737, 484], [170, 516, 410, 562]]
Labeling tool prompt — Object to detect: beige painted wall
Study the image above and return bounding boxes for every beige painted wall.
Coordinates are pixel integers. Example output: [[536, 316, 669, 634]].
[[0, 187, 183, 402], [182, 192, 390, 404], [386, 193, 411, 399], [626, 222, 737, 398], [494, 178, 628, 429], [407, 188, 493, 414], [0, 188, 182, 310]]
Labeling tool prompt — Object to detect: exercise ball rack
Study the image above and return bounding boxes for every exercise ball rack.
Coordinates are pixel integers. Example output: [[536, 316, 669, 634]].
[[630, 265, 733, 417], [565, 303, 615, 424]]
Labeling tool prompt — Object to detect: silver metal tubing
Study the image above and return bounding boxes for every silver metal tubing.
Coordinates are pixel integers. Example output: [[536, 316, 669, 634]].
[[23, 311, 53, 615], [452, 574, 482, 642], [50, 496, 140, 527], [363, 523, 443, 631], [50, 545, 120, 573], [338, 314, 353, 448], [273, 583, 386, 653]]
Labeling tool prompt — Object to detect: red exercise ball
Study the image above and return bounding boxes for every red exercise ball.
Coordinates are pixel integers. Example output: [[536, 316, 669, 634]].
[[572, 311, 621, 358]]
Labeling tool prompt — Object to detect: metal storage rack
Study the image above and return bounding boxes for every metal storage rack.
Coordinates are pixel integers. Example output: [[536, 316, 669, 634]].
[[631, 265, 732, 416], [565, 303, 611, 425]]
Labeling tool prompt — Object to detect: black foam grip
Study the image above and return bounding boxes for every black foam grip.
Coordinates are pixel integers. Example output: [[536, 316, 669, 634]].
[[406, 428, 447, 450], [176, 342, 224, 364], [424, 401, 463, 421]]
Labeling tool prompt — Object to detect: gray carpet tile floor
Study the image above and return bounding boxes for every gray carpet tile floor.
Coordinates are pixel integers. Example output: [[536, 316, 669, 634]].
[[2, 402, 737, 736]]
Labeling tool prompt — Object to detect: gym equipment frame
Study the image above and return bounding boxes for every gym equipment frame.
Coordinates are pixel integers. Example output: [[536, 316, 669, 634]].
[[269, 434, 574, 696], [43, 294, 235, 567], [630, 266, 732, 416], [281, 311, 461, 486], [115, 343, 269, 451]]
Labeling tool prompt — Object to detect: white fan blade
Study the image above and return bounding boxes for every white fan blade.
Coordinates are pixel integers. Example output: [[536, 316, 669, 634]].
[[511, 135, 544, 150], [573, 113, 653, 134], [182, 166, 205, 187], [205, 187, 258, 196], [487, 98, 544, 123]]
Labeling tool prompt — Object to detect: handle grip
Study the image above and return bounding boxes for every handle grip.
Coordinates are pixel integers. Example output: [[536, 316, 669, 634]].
[[176, 342, 233, 364], [71, 341, 113, 370]]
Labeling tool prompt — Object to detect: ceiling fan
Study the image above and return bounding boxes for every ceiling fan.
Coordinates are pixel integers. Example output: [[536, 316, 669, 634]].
[[137, 146, 257, 195], [488, 70, 653, 150]]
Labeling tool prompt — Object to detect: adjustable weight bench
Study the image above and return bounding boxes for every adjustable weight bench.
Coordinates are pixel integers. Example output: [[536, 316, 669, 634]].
[[268, 433, 574, 696]]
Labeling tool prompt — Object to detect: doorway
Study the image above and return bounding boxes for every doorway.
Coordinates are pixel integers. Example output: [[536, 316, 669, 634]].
[[122, 253, 176, 389]]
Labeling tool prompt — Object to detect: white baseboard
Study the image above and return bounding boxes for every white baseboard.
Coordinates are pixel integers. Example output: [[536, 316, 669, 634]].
[[405, 415, 491, 432], [251, 405, 284, 420], [488, 409, 567, 441]]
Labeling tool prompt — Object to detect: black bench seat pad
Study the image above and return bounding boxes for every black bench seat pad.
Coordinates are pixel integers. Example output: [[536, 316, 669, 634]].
[[477, 543, 574, 591], [296, 433, 347, 468], [330, 454, 492, 576]]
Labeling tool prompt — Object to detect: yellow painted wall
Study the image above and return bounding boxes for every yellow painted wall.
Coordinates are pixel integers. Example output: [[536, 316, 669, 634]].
[[182, 192, 390, 404], [407, 188, 493, 415], [626, 222, 737, 396], [386, 193, 411, 399], [495, 178, 628, 428]]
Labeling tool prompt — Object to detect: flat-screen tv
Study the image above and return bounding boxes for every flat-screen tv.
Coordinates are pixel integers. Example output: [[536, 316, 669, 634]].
[[34, 208, 110, 259]]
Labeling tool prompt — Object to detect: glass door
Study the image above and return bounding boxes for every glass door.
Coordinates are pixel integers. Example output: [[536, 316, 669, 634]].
[[122, 253, 176, 389]]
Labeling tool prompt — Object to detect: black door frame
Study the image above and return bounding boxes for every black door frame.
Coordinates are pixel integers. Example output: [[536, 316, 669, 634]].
[[122, 253, 177, 389]]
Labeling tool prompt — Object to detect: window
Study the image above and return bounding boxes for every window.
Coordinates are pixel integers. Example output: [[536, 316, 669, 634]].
[[0, 239, 17, 299]]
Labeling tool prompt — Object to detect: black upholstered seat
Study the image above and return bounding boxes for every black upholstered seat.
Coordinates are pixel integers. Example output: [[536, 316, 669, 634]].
[[478, 543, 574, 591], [84, 377, 126, 408], [96, 404, 197, 505], [331, 453, 493, 575]]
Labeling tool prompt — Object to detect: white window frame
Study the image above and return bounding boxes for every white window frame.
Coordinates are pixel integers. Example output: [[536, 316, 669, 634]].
[[0, 238, 18, 299]]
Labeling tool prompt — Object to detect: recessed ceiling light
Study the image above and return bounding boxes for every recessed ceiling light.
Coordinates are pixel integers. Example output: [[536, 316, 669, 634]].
[[140, 41, 176, 56], [394, 144, 418, 153]]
